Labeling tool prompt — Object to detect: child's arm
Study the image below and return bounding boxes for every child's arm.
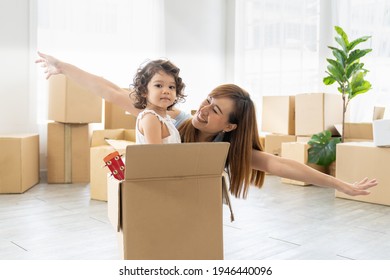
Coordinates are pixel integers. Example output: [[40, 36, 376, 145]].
[[138, 113, 164, 144], [36, 52, 141, 116]]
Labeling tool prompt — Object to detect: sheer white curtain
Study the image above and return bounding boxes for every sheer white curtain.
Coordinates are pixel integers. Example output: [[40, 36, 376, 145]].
[[235, 0, 390, 125], [332, 0, 390, 121], [234, 0, 320, 124], [35, 0, 165, 170]]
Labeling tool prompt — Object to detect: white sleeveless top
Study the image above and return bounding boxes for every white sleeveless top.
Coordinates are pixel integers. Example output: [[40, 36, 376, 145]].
[[136, 109, 181, 144]]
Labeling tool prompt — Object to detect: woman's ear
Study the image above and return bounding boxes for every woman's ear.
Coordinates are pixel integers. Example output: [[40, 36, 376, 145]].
[[224, 123, 237, 132]]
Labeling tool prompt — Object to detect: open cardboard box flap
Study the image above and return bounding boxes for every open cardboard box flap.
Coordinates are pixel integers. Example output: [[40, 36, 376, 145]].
[[125, 142, 229, 180], [90, 129, 135, 147]]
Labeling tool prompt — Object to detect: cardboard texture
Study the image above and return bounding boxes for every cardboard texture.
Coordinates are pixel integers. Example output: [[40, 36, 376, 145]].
[[373, 119, 390, 147], [0, 134, 39, 193], [108, 142, 230, 260], [335, 142, 390, 206], [281, 142, 326, 185], [48, 74, 102, 123], [265, 134, 297, 156], [295, 93, 343, 136], [104, 101, 136, 129], [47, 123, 90, 183], [262, 95, 295, 135], [335, 123, 373, 141], [90, 129, 135, 201]]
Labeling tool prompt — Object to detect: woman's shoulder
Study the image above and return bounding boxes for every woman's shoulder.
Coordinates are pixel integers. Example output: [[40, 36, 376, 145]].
[[168, 109, 192, 128]]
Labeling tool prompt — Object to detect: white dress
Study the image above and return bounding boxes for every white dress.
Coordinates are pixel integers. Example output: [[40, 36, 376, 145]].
[[136, 109, 181, 144]]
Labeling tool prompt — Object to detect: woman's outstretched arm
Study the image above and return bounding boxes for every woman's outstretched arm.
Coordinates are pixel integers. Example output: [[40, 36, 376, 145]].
[[35, 52, 141, 116], [251, 149, 377, 196]]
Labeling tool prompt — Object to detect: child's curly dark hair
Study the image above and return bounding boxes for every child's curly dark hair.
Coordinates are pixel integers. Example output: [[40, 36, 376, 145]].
[[131, 59, 186, 110]]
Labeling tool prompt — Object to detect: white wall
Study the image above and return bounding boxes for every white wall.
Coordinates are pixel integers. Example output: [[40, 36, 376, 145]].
[[164, 0, 227, 112], [0, 0, 37, 134]]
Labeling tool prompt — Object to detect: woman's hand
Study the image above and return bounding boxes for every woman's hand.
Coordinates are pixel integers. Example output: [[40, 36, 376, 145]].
[[35, 51, 62, 79], [336, 177, 378, 196]]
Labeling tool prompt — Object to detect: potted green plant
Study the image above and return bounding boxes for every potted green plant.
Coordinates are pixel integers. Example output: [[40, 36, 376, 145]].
[[323, 26, 373, 143], [307, 26, 373, 175]]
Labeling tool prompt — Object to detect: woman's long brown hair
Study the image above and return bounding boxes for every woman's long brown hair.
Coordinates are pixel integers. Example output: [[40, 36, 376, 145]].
[[179, 84, 265, 198]]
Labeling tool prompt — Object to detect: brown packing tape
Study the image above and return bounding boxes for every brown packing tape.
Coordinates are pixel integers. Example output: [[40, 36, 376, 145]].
[[64, 124, 72, 183]]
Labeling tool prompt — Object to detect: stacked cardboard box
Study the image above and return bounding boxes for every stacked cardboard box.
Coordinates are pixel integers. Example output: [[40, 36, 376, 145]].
[[47, 74, 102, 183], [295, 93, 343, 136], [108, 142, 229, 260], [0, 134, 40, 193], [262, 95, 296, 156], [104, 100, 136, 129], [280, 142, 326, 186]]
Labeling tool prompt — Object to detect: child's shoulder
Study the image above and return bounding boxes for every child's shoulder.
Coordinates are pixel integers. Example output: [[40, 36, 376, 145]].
[[138, 109, 165, 122]]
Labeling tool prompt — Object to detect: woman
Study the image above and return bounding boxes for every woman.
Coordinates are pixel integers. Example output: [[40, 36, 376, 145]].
[[36, 52, 377, 198]]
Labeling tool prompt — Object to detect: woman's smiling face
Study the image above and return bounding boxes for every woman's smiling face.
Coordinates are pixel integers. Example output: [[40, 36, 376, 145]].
[[191, 96, 237, 136]]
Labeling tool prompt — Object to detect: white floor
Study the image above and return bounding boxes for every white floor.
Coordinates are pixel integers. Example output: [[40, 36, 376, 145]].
[[1, 175, 390, 260]]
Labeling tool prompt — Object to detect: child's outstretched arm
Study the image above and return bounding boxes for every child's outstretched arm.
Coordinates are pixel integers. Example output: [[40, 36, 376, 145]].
[[35, 51, 141, 116]]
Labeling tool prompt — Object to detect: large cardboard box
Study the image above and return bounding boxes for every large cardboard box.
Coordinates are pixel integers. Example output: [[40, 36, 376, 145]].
[[48, 74, 102, 123], [108, 142, 229, 260], [295, 93, 343, 136], [47, 122, 90, 183], [281, 142, 326, 185], [104, 101, 136, 129], [90, 129, 135, 201], [265, 134, 297, 156], [335, 142, 390, 206], [262, 95, 295, 135], [0, 134, 39, 193]]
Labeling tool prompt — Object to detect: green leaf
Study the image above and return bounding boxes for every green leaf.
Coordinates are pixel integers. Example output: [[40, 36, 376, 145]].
[[327, 65, 344, 82], [346, 62, 364, 79], [351, 80, 372, 98], [326, 58, 345, 77], [329, 46, 347, 66], [348, 36, 371, 51], [346, 49, 372, 65], [323, 76, 336, 85], [335, 26, 350, 47], [308, 130, 341, 166], [335, 37, 348, 53]]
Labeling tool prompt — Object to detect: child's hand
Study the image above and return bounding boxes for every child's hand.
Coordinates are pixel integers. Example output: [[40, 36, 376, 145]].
[[35, 51, 62, 79]]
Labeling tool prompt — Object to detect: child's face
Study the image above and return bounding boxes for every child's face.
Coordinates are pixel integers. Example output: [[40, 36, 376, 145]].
[[145, 71, 177, 110]]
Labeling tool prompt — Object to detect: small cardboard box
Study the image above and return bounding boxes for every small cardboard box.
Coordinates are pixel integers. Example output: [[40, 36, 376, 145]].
[[0, 134, 39, 193], [281, 142, 326, 186], [104, 101, 136, 129], [335, 142, 390, 206], [48, 74, 102, 123], [265, 134, 297, 156], [373, 119, 390, 147], [295, 93, 343, 136], [262, 95, 295, 135], [90, 129, 135, 201], [47, 122, 90, 183], [108, 142, 229, 260]]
